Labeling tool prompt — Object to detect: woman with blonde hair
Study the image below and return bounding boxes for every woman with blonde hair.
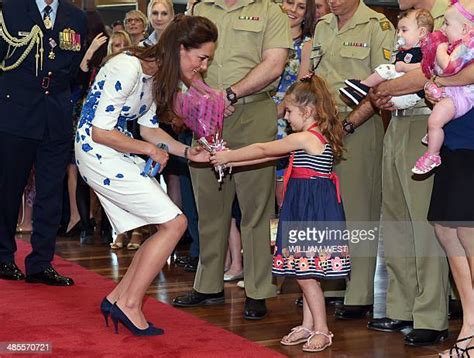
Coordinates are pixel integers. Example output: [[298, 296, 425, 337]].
[[143, 0, 175, 46], [107, 30, 132, 55], [124, 9, 148, 46]]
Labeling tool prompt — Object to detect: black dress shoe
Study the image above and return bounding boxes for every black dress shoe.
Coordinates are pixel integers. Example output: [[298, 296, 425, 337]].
[[26, 267, 74, 286], [334, 304, 372, 320], [244, 298, 267, 320], [326, 296, 345, 305], [296, 295, 342, 307], [172, 290, 224, 307], [184, 257, 198, 272], [175, 255, 192, 267], [0, 262, 25, 280], [368, 318, 413, 332], [404, 329, 448, 346]]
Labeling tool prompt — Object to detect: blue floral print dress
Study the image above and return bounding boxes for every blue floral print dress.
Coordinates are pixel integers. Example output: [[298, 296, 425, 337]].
[[75, 54, 181, 234]]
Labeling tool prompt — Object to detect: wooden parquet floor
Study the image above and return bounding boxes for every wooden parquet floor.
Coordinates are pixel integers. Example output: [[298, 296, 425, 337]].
[[18, 234, 462, 357]]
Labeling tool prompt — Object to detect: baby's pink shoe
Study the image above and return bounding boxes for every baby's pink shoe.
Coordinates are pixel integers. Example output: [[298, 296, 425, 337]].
[[412, 152, 441, 174]]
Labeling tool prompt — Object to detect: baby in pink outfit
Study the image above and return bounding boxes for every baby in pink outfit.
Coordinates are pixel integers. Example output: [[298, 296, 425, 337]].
[[412, 0, 474, 174]]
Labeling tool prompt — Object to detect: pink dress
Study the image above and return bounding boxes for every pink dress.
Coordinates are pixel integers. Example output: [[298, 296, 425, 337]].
[[422, 29, 474, 118]]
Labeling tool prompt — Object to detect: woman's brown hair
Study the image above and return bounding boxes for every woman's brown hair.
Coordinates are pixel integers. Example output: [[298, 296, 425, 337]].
[[285, 75, 345, 162], [112, 15, 217, 123]]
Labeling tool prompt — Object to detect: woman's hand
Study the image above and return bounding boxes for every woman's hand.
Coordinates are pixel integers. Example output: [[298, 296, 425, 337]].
[[187, 146, 211, 162], [89, 33, 108, 53], [424, 80, 443, 105], [149, 146, 169, 173], [210, 150, 231, 166]]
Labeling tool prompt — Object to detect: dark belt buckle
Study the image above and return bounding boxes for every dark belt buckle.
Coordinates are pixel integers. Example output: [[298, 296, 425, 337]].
[[41, 76, 50, 89]]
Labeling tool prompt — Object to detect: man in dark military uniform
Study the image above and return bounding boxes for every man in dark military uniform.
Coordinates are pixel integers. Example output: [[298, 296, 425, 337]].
[[0, 0, 86, 285]]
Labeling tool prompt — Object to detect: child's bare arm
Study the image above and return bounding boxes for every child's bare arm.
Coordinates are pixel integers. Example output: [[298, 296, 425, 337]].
[[211, 131, 322, 166], [435, 62, 474, 86], [395, 61, 421, 73], [435, 43, 450, 70], [226, 156, 285, 167]]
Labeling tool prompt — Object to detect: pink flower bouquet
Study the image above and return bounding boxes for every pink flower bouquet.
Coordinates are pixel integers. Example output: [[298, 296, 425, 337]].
[[177, 80, 228, 181]]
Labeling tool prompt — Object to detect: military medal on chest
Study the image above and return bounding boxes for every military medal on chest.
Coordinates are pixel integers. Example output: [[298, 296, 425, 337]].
[[59, 28, 81, 51], [43, 17, 52, 30], [48, 38, 57, 60]]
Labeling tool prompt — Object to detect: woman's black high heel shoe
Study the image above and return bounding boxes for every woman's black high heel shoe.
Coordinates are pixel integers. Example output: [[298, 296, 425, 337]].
[[101, 297, 154, 328], [63, 221, 81, 237], [110, 303, 164, 336], [100, 297, 113, 327], [439, 335, 474, 357]]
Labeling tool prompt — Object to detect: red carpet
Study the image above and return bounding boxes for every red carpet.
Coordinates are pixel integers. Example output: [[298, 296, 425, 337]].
[[0, 240, 284, 357]]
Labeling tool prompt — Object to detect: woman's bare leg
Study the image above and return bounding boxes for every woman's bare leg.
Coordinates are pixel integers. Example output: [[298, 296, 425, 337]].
[[107, 214, 187, 328]]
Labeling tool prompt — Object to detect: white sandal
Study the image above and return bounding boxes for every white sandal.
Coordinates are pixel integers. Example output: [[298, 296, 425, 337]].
[[302, 331, 333, 352], [280, 326, 313, 346]]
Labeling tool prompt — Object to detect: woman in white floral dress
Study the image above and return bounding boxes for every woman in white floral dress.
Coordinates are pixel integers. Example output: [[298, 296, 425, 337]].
[[75, 15, 217, 336]]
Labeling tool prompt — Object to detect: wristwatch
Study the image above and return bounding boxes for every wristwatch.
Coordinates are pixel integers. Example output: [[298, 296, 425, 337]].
[[342, 119, 355, 134], [225, 86, 238, 105]]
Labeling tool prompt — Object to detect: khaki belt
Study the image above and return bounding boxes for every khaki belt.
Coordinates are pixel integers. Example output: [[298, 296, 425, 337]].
[[235, 92, 270, 105], [392, 107, 432, 117]]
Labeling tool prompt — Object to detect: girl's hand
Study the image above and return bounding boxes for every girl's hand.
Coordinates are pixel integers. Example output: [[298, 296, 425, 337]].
[[210, 150, 230, 166], [187, 146, 211, 162], [89, 33, 108, 53], [149, 146, 169, 173]]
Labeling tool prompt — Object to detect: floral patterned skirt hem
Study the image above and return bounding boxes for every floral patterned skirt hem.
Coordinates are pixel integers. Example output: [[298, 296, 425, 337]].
[[272, 269, 350, 280], [272, 253, 351, 279]]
